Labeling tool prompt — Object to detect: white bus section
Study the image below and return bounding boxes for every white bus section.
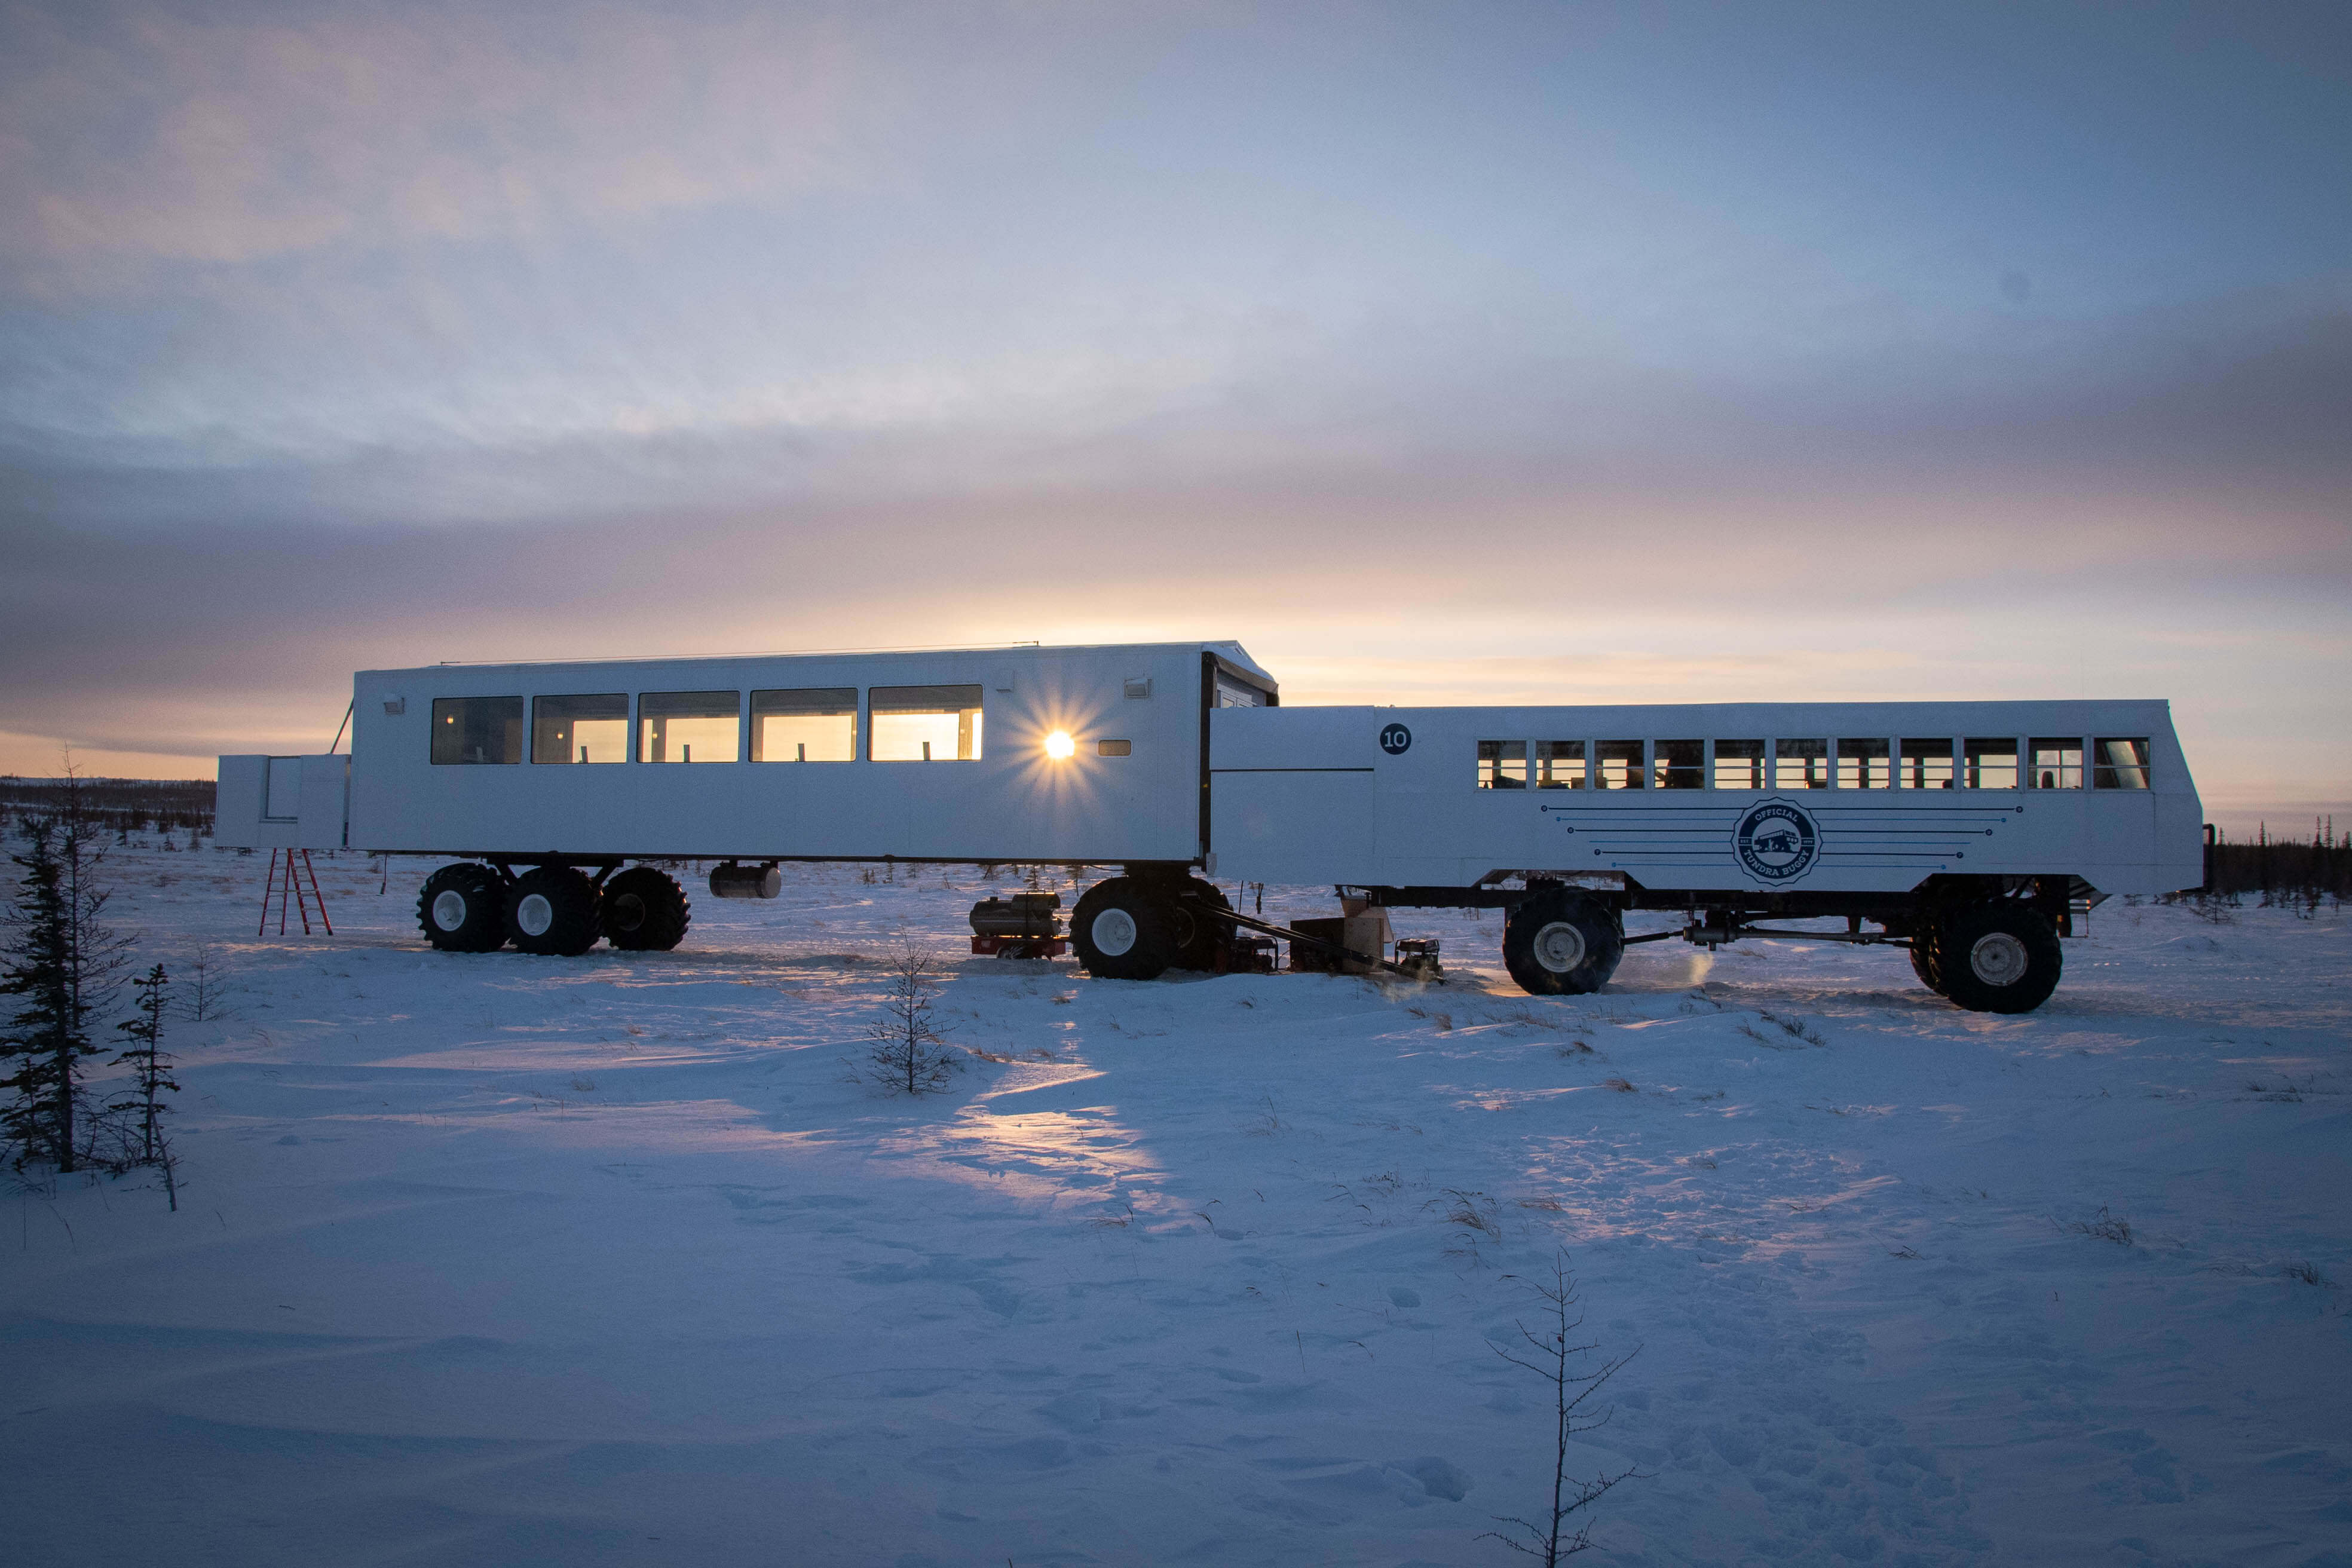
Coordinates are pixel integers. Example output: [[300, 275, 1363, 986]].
[[216, 641, 2204, 1014]]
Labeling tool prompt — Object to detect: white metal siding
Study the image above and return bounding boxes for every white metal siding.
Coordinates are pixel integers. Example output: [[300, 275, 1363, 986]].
[[1209, 700, 2203, 896], [341, 642, 1250, 862]]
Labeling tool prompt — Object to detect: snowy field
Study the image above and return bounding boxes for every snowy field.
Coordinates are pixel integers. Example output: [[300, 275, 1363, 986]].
[[7, 844, 2350, 1568]]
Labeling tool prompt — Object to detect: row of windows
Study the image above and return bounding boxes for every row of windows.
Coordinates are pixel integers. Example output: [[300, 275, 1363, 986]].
[[430, 687, 985, 766], [1472, 737, 2153, 791]]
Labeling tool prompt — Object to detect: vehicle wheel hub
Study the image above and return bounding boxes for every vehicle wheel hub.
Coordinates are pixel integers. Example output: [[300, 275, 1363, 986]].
[[1092, 907, 1138, 957], [1533, 920, 1586, 973], [432, 890, 469, 932], [1969, 931, 2028, 986], [516, 892, 554, 938]]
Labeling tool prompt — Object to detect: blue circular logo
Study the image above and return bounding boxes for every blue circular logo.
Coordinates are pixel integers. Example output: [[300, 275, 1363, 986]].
[[1379, 722, 1412, 755], [1733, 798, 1820, 883]]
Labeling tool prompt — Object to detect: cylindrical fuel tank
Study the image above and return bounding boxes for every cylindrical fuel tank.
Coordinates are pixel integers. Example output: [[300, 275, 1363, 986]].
[[708, 862, 782, 899], [969, 892, 1062, 938]]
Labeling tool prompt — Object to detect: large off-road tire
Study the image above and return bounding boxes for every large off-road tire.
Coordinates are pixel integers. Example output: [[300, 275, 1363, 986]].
[[418, 862, 509, 953], [1163, 879, 1233, 972], [507, 866, 603, 957], [1935, 903, 2062, 1014], [1071, 877, 1176, 980], [601, 866, 691, 952], [1502, 886, 1624, 997], [1907, 924, 1947, 994]]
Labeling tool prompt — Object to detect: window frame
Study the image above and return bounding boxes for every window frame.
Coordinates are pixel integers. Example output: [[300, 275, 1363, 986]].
[[1773, 737, 1830, 791], [1835, 737, 1891, 791], [2093, 737, 2152, 791], [1476, 739, 1529, 789], [531, 692, 630, 765], [1963, 737, 2019, 791], [2029, 736, 2085, 791], [1899, 737, 1956, 791], [868, 683, 986, 762], [1711, 739, 1766, 791], [429, 695, 525, 766], [636, 689, 744, 765], [1593, 739, 1646, 791], [1536, 739, 1585, 790], [750, 687, 860, 763]]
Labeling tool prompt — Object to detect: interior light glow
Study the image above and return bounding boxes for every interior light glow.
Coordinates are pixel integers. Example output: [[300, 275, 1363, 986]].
[[1045, 730, 1076, 759]]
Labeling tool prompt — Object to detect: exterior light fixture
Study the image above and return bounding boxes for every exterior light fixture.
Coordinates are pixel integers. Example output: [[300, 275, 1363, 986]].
[[1045, 730, 1076, 759]]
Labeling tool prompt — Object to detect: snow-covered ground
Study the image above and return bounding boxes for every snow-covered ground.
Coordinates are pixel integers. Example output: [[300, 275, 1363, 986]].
[[7, 844, 2349, 1567]]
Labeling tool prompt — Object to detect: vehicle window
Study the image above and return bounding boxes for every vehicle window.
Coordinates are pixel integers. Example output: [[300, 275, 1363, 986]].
[[1774, 738, 1828, 789], [1215, 672, 1270, 708], [532, 694, 627, 764], [871, 684, 984, 761], [1836, 738, 1891, 790], [1713, 739, 1765, 790], [430, 696, 523, 765], [640, 691, 741, 764], [752, 688, 857, 762], [1477, 740, 1527, 789], [1595, 740, 1644, 790], [1964, 738, 2017, 789], [2093, 737, 2151, 790], [1654, 739, 1703, 790], [2030, 738, 2083, 790], [1900, 738, 1954, 789], [1536, 739, 1584, 789]]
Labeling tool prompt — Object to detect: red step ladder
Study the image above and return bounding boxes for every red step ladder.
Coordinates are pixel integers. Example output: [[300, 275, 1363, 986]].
[[259, 849, 333, 936]]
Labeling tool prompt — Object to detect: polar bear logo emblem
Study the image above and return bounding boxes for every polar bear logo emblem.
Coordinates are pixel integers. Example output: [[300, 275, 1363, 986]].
[[1733, 798, 1821, 883]]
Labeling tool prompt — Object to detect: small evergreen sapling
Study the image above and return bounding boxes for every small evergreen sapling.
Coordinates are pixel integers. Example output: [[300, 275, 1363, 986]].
[[865, 948, 958, 1095], [111, 964, 180, 1206]]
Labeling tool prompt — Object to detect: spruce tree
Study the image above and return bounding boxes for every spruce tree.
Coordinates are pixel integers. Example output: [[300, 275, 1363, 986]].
[[1, 825, 87, 1168], [0, 792, 130, 1172], [111, 964, 177, 1173]]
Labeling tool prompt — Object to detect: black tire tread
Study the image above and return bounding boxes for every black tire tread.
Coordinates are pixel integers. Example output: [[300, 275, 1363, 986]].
[[508, 866, 603, 957], [416, 862, 508, 954], [1501, 887, 1624, 997], [602, 866, 691, 952], [1071, 877, 1176, 980], [1936, 903, 2063, 1014]]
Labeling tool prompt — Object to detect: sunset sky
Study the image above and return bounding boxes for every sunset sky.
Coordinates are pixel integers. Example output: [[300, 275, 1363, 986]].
[[2, 1, 2345, 832]]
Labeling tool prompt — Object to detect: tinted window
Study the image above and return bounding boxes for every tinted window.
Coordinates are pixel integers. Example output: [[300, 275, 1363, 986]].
[[2030, 737, 2082, 790], [1595, 740, 1644, 790], [1713, 740, 1765, 790], [1836, 738, 1890, 790], [1536, 739, 1584, 789], [1477, 740, 1527, 789], [871, 684, 984, 761], [1900, 738, 1954, 790], [640, 691, 740, 764], [533, 693, 627, 764], [752, 688, 857, 762], [1774, 739, 1828, 789], [2094, 737, 2151, 790], [1654, 739, 1703, 790], [1964, 738, 2017, 789], [431, 697, 523, 765]]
